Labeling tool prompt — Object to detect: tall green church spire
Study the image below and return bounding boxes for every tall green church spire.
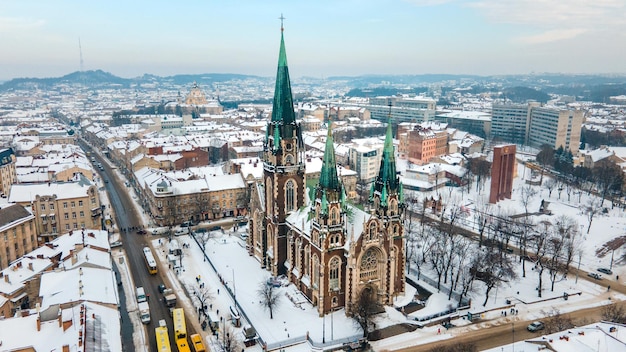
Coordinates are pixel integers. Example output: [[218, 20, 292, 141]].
[[376, 117, 399, 192], [270, 18, 296, 126], [319, 122, 341, 191]]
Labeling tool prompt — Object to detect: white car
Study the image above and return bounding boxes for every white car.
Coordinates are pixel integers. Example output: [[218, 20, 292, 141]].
[[527, 321, 544, 332]]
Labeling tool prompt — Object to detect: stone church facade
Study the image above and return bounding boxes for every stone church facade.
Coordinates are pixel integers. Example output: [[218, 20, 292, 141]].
[[248, 25, 406, 316]]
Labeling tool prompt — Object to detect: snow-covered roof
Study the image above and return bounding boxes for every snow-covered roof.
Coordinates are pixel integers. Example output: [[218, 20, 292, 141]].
[[40, 266, 117, 308], [8, 177, 95, 203], [0, 302, 121, 352]]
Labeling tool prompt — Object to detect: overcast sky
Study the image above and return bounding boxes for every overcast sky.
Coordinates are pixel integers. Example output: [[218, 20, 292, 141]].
[[1, 0, 625, 80]]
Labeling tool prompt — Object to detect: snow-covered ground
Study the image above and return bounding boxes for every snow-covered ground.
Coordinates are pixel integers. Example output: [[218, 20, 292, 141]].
[[101, 149, 626, 351]]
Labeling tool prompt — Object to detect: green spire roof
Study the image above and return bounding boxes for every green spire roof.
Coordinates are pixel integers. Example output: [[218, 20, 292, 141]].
[[376, 118, 399, 191], [319, 123, 341, 191], [270, 31, 296, 126]]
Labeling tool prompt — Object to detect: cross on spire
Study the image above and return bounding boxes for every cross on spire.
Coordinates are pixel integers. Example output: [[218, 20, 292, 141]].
[[279, 13, 285, 32]]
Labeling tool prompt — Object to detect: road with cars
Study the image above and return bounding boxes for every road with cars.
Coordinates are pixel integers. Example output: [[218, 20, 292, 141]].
[[81, 140, 181, 352]]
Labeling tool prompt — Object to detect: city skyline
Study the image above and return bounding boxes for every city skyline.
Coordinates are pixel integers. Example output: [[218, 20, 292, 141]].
[[1, 0, 625, 81]]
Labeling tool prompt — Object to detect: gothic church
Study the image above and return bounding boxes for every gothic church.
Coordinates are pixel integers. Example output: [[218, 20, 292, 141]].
[[248, 24, 406, 316]]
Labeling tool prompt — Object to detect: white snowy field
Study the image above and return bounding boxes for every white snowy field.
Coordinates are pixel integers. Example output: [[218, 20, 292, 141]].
[[151, 230, 367, 351]]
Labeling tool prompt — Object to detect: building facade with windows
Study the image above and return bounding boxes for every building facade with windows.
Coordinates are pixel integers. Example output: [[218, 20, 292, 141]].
[[527, 107, 583, 153], [0, 204, 37, 269], [0, 148, 17, 198], [491, 103, 583, 153], [7, 176, 101, 243]]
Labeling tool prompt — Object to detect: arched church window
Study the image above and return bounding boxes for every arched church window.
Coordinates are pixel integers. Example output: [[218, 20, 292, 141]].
[[312, 255, 319, 286], [368, 223, 377, 240], [329, 257, 340, 290], [330, 208, 339, 225], [286, 180, 295, 212], [389, 199, 397, 216], [360, 247, 380, 281], [266, 177, 273, 216], [285, 154, 294, 165]]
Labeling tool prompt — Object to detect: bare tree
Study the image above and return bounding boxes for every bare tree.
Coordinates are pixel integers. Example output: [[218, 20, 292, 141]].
[[601, 303, 626, 323], [593, 159, 624, 207], [555, 215, 580, 274], [584, 197, 601, 234], [532, 221, 552, 298], [519, 185, 537, 216], [351, 286, 383, 338], [546, 228, 567, 292], [516, 216, 535, 278], [473, 201, 491, 247], [199, 231, 211, 261], [195, 286, 215, 316], [543, 178, 557, 198], [412, 226, 436, 281], [429, 343, 478, 352], [257, 279, 282, 319], [219, 323, 242, 352], [448, 237, 473, 301], [541, 308, 575, 334], [473, 248, 517, 306]]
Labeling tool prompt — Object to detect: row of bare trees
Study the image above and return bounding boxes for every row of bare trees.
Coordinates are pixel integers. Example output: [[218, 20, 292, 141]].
[[405, 195, 583, 307]]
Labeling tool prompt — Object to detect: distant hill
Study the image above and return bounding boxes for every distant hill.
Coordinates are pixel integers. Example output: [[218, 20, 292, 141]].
[[0, 70, 261, 91], [1, 70, 626, 103]]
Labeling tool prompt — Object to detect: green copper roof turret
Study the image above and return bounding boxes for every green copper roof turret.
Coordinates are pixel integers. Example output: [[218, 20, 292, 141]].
[[376, 118, 398, 191], [319, 123, 341, 191], [270, 31, 297, 126]]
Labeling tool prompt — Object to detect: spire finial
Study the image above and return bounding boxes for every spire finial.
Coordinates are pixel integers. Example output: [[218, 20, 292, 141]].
[[279, 13, 285, 32]]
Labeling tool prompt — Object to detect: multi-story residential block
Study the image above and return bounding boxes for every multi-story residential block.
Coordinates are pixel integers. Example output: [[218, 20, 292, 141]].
[[349, 141, 384, 184], [369, 96, 436, 122], [0, 148, 17, 197], [491, 103, 534, 145], [335, 95, 435, 123], [407, 127, 437, 163], [528, 107, 583, 153], [492, 103, 583, 153], [8, 176, 102, 242], [0, 204, 37, 269]]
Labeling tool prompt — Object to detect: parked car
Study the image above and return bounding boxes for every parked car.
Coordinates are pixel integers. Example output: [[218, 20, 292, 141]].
[[588, 272, 602, 280], [157, 284, 166, 293], [527, 321, 544, 332], [136, 229, 147, 235], [110, 241, 123, 248], [598, 268, 613, 275]]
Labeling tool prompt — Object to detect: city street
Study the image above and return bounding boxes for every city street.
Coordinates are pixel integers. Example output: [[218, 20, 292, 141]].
[[83, 141, 183, 352]]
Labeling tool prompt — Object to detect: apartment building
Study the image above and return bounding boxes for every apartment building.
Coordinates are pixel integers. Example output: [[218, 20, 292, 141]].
[[491, 103, 534, 145], [0, 148, 17, 197], [336, 95, 436, 123], [0, 204, 37, 269], [8, 176, 102, 242], [528, 107, 583, 153], [349, 141, 384, 184], [492, 103, 583, 153]]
